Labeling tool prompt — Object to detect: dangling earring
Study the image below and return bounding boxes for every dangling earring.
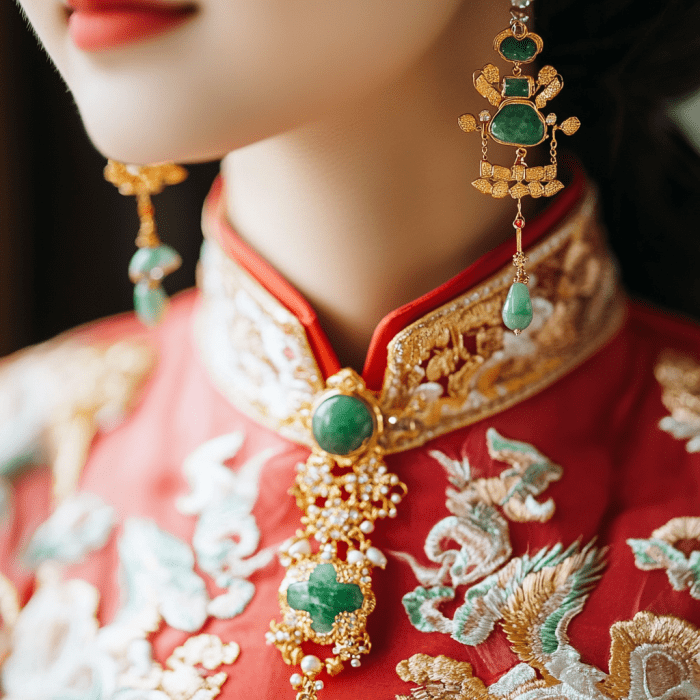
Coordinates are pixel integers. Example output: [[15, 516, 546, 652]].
[[104, 161, 188, 326], [458, 0, 580, 334]]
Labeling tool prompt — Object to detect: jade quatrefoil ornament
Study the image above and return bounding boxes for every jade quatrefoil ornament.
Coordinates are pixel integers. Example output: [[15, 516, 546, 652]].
[[287, 564, 365, 634]]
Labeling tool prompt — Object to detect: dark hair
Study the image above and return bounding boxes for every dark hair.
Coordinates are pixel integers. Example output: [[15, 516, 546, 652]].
[[537, 0, 700, 317]]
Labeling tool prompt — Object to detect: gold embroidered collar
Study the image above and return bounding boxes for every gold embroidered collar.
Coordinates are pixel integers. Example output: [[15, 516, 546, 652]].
[[194, 182, 624, 452]]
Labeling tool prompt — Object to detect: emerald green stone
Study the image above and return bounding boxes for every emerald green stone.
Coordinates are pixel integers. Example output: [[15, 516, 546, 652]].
[[129, 244, 181, 282], [490, 103, 545, 146], [312, 394, 374, 455], [504, 77, 530, 97], [287, 563, 364, 634], [499, 36, 537, 62], [134, 281, 167, 326], [502, 282, 533, 331]]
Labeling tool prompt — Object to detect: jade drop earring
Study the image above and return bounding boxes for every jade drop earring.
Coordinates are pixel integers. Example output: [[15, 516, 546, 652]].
[[458, 0, 580, 334], [104, 161, 188, 326]]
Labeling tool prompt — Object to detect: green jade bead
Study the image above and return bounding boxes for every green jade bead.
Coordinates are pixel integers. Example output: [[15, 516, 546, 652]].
[[312, 394, 374, 456], [502, 282, 533, 332], [287, 563, 364, 634], [134, 280, 168, 327], [490, 103, 545, 146], [504, 77, 530, 97], [129, 244, 181, 282], [499, 36, 538, 62]]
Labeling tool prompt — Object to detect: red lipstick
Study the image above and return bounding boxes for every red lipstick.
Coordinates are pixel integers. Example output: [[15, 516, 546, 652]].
[[65, 0, 196, 51]]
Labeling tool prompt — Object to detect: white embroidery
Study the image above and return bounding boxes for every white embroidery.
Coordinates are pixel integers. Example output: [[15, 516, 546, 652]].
[[113, 518, 209, 635], [176, 432, 280, 619], [23, 492, 116, 568], [3, 576, 119, 700], [194, 240, 325, 444]]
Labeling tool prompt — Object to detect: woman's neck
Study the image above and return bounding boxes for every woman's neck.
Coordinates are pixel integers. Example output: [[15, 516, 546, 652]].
[[222, 4, 540, 372]]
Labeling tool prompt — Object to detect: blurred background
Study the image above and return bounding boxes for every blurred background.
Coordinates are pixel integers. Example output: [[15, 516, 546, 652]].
[[1, 3, 699, 357]]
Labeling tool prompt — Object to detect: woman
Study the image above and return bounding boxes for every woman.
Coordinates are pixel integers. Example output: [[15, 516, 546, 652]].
[[0, 0, 699, 698]]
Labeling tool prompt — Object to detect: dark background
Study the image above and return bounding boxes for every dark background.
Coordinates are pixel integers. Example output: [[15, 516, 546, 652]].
[[0, 3, 219, 357]]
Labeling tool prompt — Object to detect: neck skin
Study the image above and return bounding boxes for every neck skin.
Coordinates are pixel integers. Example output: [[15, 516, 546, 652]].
[[223, 4, 543, 372]]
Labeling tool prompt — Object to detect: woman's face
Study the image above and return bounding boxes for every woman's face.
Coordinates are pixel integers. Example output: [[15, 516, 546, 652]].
[[17, 0, 464, 164]]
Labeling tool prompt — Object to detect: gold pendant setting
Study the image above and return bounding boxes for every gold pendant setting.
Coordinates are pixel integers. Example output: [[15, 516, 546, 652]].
[[458, 7, 580, 334], [269, 369, 407, 700]]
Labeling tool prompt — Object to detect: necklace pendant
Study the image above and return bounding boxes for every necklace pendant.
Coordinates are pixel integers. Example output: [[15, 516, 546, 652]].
[[269, 369, 406, 700]]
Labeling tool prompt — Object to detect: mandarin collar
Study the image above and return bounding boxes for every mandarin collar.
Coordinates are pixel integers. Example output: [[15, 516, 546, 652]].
[[194, 170, 625, 453]]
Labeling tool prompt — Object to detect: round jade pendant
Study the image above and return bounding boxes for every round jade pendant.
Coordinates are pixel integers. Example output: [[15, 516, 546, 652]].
[[312, 395, 374, 455], [502, 282, 533, 332]]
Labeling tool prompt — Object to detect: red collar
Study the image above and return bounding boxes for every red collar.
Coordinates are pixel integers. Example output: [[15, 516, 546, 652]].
[[203, 162, 586, 391]]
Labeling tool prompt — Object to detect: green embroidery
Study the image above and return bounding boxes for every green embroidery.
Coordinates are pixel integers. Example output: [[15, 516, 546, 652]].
[[628, 517, 700, 599], [401, 586, 455, 633], [398, 429, 605, 682]]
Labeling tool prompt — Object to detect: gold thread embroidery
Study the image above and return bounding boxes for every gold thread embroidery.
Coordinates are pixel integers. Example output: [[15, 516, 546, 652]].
[[600, 612, 700, 700], [197, 186, 625, 455], [395, 613, 700, 700], [655, 352, 700, 452], [395, 654, 489, 700], [380, 190, 623, 453]]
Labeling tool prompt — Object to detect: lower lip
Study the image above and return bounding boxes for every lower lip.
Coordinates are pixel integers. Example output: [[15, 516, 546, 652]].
[[67, 7, 195, 51]]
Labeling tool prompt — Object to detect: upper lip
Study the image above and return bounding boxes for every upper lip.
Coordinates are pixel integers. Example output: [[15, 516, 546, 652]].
[[64, 0, 193, 12]]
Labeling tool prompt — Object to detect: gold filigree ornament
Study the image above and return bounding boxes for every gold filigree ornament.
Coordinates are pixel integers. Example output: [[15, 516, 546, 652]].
[[104, 161, 187, 327], [459, 0, 580, 335], [269, 368, 407, 700]]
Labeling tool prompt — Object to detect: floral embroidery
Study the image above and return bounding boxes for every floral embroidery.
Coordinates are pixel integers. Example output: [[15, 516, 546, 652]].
[[395, 613, 700, 700], [23, 492, 116, 569], [176, 432, 281, 619], [114, 635, 240, 700], [628, 517, 700, 599], [2, 572, 240, 700], [3, 574, 119, 699], [601, 611, 700, 700], [655, 352, 700, 452]]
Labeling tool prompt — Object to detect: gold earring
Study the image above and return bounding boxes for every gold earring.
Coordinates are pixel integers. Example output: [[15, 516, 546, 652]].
[[458, 0, 580, 334], [104, 161, 188, 326]]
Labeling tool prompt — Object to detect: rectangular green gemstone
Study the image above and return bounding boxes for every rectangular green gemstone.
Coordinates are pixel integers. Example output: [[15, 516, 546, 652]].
[[504, 77, 530, 98]]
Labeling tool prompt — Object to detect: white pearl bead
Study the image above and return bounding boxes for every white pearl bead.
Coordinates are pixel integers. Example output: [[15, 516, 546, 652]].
[[290, 673, 303, 687], [359, 520, 375, 534], [315, 681, 325, 690], [288, 539, 311, 557], [366, 547, 387, 569], [301, 655, 323, 674], [391, 493, 402, 504], [347, 549, 365, 564]]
